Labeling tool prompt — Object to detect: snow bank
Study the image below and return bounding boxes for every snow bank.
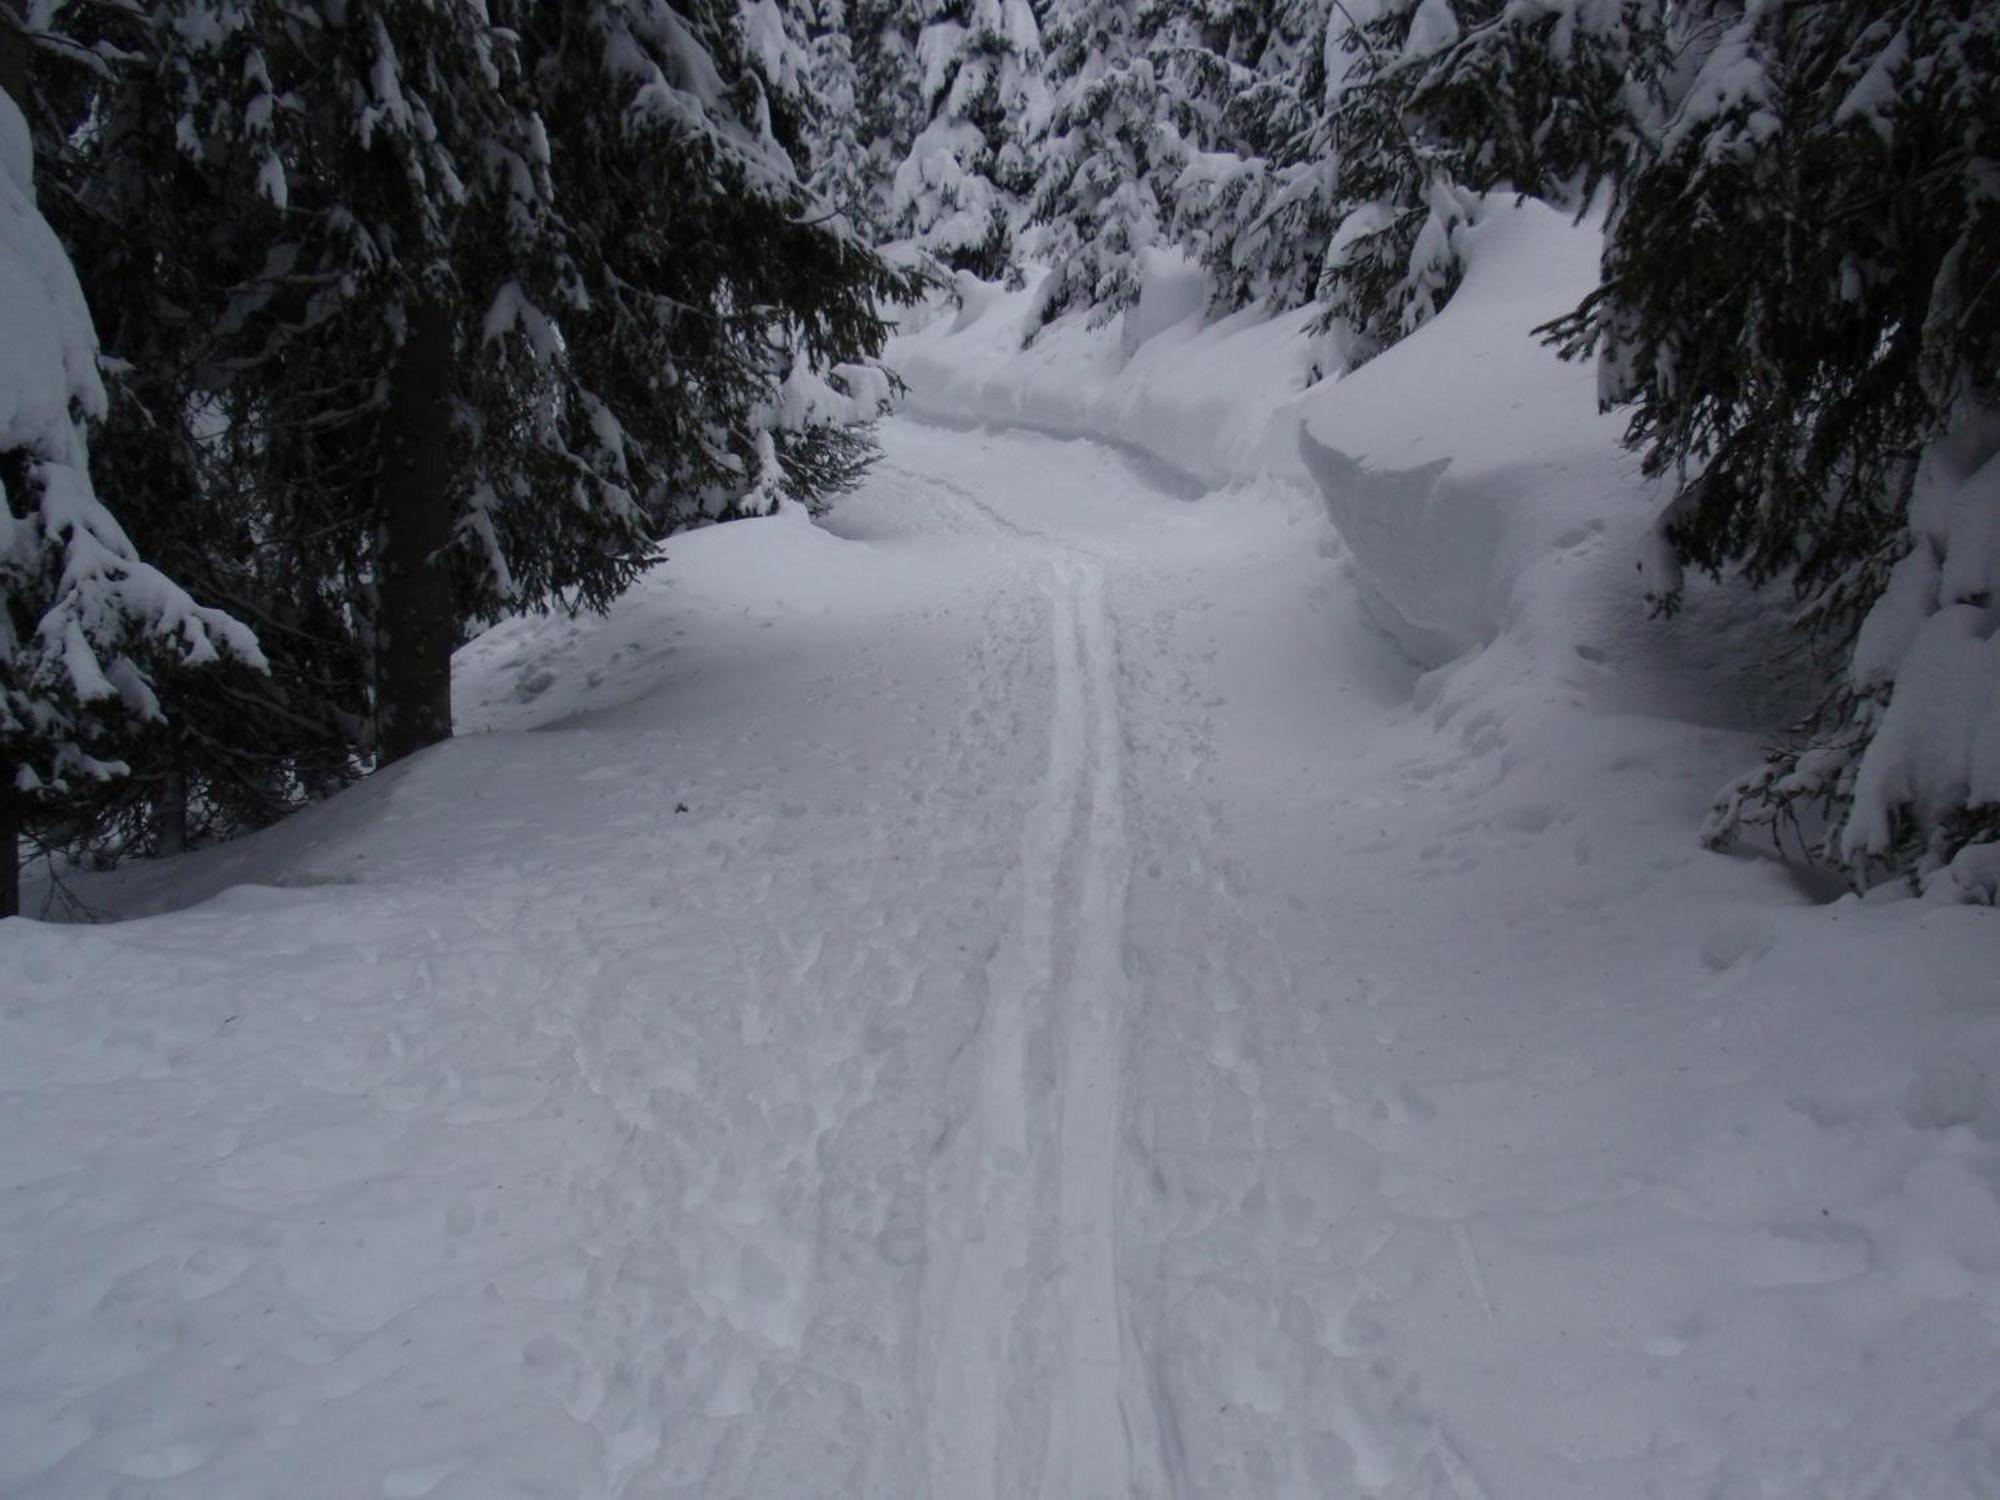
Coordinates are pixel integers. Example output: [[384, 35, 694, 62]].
[[890, 201, 1801, 741], [893, 202, 1649, 674], [891, 204, 1637, 666], [889, 248, 1324, 488], [1296, 203, 1628, 668]]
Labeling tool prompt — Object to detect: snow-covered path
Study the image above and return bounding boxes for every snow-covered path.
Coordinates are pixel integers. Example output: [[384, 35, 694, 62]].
[[925, 538, 1134, 1500], [5, 419, 1998, 1499]]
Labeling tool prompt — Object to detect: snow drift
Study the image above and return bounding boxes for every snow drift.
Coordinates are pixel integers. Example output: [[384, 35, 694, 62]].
[[890, 199, 1805, 743], [891, 251, 1323, 488]]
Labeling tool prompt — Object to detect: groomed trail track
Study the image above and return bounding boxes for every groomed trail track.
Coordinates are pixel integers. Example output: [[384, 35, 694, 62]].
[[4, 419, 1998, 1500]]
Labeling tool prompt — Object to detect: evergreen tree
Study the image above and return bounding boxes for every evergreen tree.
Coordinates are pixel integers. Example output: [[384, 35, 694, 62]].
[[55, 0, 909, 782], [32, 0, 369, 851], [1148, 0, 1326, 169], [887, 0, 1047, 280], [0, 6, 261, 914], [1025, 0, 1176, 329], [1550, 0, 1998, 892], [848, 0, 927, 233], [1311, 0, 1488, 361], [799, 0, 880, 231], [1155, 0, 1332, 316], [1385, 0, 1998, 893], [1143, 0, 1479, 345]]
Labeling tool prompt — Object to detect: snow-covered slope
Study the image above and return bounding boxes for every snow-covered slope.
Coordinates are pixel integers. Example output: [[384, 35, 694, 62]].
[[3, 205, 1997, 1500], [891, 254, 1323, 487]]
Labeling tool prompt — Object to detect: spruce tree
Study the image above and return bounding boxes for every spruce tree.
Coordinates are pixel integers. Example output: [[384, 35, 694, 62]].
[[1553, 0, 1998, 891], [1025, 0, 1175, 329], [0, 5, 261, 913], [31, 0, 368, 850], [798, 0, 881, 233], [71, 0, 910, 778], [1154, 0, 1332, 316], [1381, 0, 1998, 893], [886, 0, 1047, 280], [848, 0, 927, 233]]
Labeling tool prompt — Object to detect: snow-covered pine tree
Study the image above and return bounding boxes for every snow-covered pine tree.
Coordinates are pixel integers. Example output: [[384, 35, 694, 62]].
[[1395, 0, 1661, 208], [797, 0, 869, 223], [1535, 0, 1998, 897], [1159, 0, 1477, 349], [133, 0, 908, 767], [1024, 0, 1175, 330], [887, 0, 1047, 280], [730, 0, 910, 510], [1154, 0, 1332, 316], [1340, 0, 1661, 360], [848, 0, 927, 231], [1307, 0, 1482, 360], [1146, 0, 1328, 176], [1383, 0, 1998, 896], [1179, 0, 1644, 366], [29, 0, 369, 851], [0, 8, 260, 913]]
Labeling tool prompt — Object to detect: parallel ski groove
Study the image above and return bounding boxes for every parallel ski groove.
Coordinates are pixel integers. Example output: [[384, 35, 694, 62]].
[[925, 547, 1139, 1500], [1043, 556, 1136, 1500], [928, 555, 1085, 1500]]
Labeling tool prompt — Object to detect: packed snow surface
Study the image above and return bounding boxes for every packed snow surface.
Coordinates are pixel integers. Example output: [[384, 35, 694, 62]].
[[6, 208, 1998, 1499]]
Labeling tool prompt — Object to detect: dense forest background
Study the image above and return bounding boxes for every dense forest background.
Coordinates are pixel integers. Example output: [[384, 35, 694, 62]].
[[1, 0, 1994, 913]]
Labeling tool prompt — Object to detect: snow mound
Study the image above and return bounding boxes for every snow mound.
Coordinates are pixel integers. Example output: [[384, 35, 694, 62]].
[[889, 251, 1323, 488], [891, 200, 1806, 743], [1297, 203, 1628, 668]]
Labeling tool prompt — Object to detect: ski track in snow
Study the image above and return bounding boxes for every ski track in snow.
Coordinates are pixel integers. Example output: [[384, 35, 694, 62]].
[[1041, 556, 1135, 1500], [918, 465, 1137, 1500], [5, 418, 2000, 1500]]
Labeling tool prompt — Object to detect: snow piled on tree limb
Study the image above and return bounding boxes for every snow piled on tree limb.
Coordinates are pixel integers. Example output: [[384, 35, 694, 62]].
[[1841, 414, 2000, 898], [1, 92, 261, 795]]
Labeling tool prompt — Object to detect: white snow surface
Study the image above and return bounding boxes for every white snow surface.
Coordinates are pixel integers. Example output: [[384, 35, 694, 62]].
[[6, 207, 2000, 1499], [892, 249, 1323, 488]]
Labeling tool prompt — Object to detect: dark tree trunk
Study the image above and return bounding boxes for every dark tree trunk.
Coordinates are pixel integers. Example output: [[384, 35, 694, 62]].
[[3, 11, 27, 917], [154, 768, 188, 856], [373, 297, 456, 766], [0, 794, 18, 920]]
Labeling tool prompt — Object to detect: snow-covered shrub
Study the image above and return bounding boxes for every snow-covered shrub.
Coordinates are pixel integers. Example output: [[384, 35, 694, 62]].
[[723, 356, 902, 519], [1705, 416, 2000, 900]]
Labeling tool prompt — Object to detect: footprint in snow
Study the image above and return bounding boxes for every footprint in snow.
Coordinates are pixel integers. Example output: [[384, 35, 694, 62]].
[[1494, 802, 1568, 836], [1699, 919, 1777, 974]]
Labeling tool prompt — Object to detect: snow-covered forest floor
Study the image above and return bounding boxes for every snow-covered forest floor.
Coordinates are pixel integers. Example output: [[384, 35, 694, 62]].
[[6, 212, 1998, 1499]]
